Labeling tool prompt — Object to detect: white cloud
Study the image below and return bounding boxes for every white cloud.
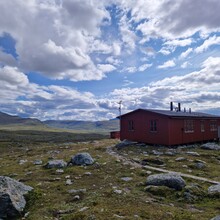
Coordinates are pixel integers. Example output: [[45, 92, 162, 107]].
[[195, 35, 220, 53], [158, 60, 176, 69], [0, 0, 110, 81], [181, 61, 190, 68], [164, 38, 193, 47], [98, 64, 116, 73], [179, 48, 193, 60], [138, 63, 152, 72], [159, 48, 171, 55], [108, 56, 220, 114], [0, 66, 28, 86]]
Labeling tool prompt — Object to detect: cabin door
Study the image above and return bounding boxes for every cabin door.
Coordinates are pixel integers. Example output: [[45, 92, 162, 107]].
[[218, 126, 220, 139]]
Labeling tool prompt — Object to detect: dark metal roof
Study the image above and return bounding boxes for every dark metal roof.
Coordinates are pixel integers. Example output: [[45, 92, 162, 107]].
[[120, 108, 220, 118]]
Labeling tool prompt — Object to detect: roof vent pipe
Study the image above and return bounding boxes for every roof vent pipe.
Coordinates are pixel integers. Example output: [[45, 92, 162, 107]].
[[170, 102, 173, 111], [189, 108, 191, 113], [178, 103, 181, 112]]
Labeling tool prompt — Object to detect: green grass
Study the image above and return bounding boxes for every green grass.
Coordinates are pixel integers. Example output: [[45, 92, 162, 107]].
[[0, 130, 219, 219]]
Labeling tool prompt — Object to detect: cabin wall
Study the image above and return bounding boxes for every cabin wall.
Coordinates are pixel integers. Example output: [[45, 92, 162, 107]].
[[168, 118, 220, 145], [120, 111, 169, 145]]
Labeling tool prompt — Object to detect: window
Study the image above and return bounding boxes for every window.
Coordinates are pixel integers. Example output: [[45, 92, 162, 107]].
[[184, 120, 194, 133], [150, 120, 157, 132], [200, 120, 205, 132], [210, 120, 217, 131], [128, 120, 134, 131]]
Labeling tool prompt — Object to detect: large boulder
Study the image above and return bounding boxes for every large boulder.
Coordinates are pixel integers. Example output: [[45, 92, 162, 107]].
[[44, 159, 67, 169], [201, 143, 220, 150], [208, 184, 220, 197], [70, 153, 94, 166], [0, 176, 33, 219], [146, 173, 186, 191]]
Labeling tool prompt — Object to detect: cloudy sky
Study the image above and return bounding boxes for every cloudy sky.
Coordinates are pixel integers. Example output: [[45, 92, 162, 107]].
[[0, 0, 220, 121]]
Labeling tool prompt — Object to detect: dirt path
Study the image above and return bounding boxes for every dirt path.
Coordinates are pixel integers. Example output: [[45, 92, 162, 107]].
[[106, 146, 220, 185]]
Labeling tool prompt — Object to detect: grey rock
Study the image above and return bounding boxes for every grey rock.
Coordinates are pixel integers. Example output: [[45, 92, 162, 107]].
[[201, 143, 220, 150], [210, 215, 220, 220], [186, 151, 200, 156], [146, 173, 186, 190], [208, 184, 220, 196], [115, 139, 137, 148], [121, 177, 133, 182], [0, 176, 33, 219], [68, 189, 86, 194], [44, 160, 67, 169], [70, 153, 94, 166], [175, 157, 187, 162], [151, 150, 163, 155], [194, 162, 206, 169], [33, 160, 43, 165]]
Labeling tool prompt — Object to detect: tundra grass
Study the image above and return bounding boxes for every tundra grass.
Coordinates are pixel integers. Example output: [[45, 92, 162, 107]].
[[0, 137, 219, 219]]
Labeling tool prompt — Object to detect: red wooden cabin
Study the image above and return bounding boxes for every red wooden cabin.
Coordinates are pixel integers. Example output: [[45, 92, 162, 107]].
[[119, 104, 220, 146]]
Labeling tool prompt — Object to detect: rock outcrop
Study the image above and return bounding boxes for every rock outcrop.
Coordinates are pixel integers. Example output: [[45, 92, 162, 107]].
[[0, 176, 33, 219], [146, 173, 186, 191]]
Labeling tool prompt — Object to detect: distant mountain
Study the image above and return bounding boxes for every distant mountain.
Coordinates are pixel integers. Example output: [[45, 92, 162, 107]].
[[44, 119, 119, 132], [0, 111, 43, 126]]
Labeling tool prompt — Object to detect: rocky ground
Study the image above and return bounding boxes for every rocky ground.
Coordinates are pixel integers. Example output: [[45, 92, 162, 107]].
[[0, 139, 219, 220]]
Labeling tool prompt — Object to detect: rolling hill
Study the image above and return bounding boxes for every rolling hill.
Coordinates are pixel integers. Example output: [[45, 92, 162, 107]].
[[44, 119, 119, 132], [0, 111, 119, 132], [0, 111, 43, 126]]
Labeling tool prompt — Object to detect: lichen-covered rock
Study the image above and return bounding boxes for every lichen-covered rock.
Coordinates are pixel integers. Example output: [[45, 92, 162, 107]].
[[146, 173, 186, 191], [0, 176, 33, 219], [44, 160, 67, 169], [70, 153, 94, 166], [208, 184, 220, 197], [201, 143, 220, 150]]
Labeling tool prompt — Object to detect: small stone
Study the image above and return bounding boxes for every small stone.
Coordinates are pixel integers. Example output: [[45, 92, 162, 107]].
[[66, 179, 73, 185], [79, 207, 89, 212], [33, 160, 43, 165], [68, 189, 86, 194], [73, 195, 80, 201], [19, 159, 28, 165], [56, 169, 64, 174], [175, 157, 186, 161], [186, 151, 200, 156], [152, 150, 163, 155], [65, 175, 71, 179], [121, 177, 133, 182], [84, 172, 92, 176], [114, 189, 122, 194]]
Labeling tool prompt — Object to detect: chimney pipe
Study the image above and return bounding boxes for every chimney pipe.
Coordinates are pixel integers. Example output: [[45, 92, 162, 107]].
[[170, 102, 173, 111], [178, 103, 181, 112], [189, 108, 191, 113]]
